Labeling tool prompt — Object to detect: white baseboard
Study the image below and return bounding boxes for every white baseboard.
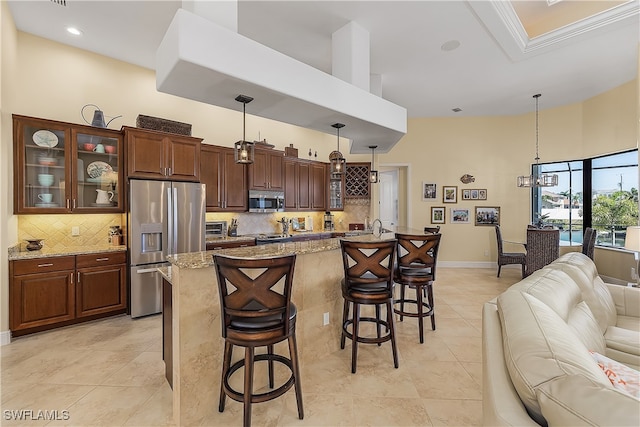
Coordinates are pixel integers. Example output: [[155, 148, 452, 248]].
[[0, 330, 11, 346]]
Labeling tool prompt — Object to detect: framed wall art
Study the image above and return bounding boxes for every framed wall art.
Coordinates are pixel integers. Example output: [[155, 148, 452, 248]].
[[443, 186, 457, 203], [451, 208, 470, 223], [478, 189, 487, 200], [462, 189, 471, 200], [475, 206, 500, 226], [422, 182, 437, 200], [431, 206, 445, 224]]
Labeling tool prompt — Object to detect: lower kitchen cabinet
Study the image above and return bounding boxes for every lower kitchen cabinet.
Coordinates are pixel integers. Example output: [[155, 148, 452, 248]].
[[76, 252, 127, 318], [9, 251, 127, 337], [206, 239, 256, 251]]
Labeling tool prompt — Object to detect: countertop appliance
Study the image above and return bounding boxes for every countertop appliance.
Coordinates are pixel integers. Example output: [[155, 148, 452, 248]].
[[205, 220, 227, 239], [128, 179, 205, 318], [249, 189, 284, 213]]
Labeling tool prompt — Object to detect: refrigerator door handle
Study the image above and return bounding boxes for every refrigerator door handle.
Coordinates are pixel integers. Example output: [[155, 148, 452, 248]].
[[136, 268, 160, 274], [172, 187, 178, 254], [167, 186, 173, 255]]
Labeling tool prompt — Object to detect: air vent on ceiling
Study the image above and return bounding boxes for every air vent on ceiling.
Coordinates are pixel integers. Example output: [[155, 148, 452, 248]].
[[50, 0, 67, 6]]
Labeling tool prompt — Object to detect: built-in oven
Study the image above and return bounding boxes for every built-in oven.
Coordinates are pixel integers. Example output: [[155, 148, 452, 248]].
[[205, 220, 227, 238], [248, 190, 285, 213]]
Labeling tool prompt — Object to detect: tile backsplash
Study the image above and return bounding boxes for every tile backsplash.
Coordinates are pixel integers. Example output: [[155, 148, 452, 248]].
[[17, 214, 124, 251], [206, 203, 372, 235]]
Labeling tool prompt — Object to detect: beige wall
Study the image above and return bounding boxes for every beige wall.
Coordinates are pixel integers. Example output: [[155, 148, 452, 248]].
[[1, 15, 638, 334]]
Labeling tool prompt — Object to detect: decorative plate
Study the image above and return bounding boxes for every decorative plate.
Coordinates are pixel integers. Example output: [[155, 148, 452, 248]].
[[86, 161, 113, 179], [33, 130, 59, 148]]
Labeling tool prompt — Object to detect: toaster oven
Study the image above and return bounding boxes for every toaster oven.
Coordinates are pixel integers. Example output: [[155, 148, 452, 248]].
[[205, 221, 227, 238]]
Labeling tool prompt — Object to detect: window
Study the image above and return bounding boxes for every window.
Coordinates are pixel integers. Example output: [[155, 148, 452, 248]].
[[533, 150, 638, 248]]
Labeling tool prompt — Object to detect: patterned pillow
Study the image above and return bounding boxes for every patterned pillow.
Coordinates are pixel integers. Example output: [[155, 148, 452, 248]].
[[590, 350, 640, 399]]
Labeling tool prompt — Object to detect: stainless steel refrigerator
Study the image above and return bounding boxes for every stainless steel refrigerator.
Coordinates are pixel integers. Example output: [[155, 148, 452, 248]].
[[128, 179, 205, 318]]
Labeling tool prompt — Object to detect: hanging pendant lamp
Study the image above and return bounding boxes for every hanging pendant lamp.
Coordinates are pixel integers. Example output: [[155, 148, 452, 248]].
[[234, 94, 255, 164], [329, 123, 346, 174], [369, 145, 378, 183], [517, 94, 558, 187]]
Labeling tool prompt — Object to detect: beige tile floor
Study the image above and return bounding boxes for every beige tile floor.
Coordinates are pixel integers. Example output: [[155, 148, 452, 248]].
[[1, 267, 520, 426]]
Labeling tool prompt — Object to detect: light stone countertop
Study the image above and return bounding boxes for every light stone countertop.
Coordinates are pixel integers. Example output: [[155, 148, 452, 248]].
[[9, 244, 127, 261], [166, 230, 408, 269]]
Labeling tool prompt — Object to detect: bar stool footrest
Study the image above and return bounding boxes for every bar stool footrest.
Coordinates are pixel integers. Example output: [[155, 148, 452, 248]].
[[223, 353, 296, 404], [393, 299, 434, 318], [342, 316, 393, 345]]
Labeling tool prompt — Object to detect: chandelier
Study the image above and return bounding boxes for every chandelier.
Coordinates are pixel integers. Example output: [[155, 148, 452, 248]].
[[517, 94, 558, 187]]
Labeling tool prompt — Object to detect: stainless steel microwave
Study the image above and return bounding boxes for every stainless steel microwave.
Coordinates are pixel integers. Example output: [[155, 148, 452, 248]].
[[248, 190, 285, 213]]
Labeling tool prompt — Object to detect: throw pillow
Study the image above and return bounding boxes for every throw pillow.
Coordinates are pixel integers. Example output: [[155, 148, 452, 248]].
[[590, 350, 640, 399]]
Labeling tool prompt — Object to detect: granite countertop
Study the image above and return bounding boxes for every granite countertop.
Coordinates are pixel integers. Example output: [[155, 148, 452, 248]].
[[167, 231, 402, 269], [9, 244, 127, 261]]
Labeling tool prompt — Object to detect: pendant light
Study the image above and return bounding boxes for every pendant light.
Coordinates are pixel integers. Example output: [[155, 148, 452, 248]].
[[517, 94, 558, 187], [369, 145, 378, 183], [234, 94, 255, 164], [329, 123, 346, 174]]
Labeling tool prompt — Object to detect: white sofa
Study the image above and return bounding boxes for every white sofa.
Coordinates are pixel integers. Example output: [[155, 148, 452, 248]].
[[482, 252, 640, 426]]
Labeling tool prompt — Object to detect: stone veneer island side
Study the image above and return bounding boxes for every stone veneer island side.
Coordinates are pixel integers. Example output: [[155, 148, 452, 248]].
[[162, 231, 404, 425]]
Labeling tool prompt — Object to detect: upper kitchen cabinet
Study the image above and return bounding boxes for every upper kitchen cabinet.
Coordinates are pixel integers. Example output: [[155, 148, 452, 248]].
[[328, 171, 344, 211], [124, 127, 202, 182], [13, 115, 124, 214], [284, 158, 326, 212], [201, 144, 248, 212], [248, 148, 284, 190], [310, 161, 327, 210]]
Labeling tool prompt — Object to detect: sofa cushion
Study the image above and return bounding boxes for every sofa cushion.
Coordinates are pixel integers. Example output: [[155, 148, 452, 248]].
[[508, 267, 606, 354], [551, 253, 618, 333], [497, 290, 612, 425], [536, 374, 640, 426]]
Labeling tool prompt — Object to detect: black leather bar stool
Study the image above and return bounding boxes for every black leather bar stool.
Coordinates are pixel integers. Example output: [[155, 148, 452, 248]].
[[393, 232, 442, 343], [213, 254, 303, 427], [339, 239, 398, 373]]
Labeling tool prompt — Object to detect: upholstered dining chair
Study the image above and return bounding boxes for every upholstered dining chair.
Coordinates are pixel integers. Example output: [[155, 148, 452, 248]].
[[525, 227, 560, 276], [582, 227, 597, 260], [494, 225, 526, 278]]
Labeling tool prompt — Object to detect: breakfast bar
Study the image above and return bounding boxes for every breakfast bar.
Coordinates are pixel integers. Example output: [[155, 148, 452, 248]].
[[163, 231, 401, 426]]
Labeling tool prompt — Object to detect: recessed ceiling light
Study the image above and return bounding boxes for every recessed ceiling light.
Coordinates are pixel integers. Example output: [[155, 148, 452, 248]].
[[66, 27, 82, 36], [441, 40, 461, 52]]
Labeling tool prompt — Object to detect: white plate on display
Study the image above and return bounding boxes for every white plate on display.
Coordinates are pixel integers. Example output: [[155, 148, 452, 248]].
[[33, 130, 59, 148], [87, 161, 113, 179], [35, 202, 59, 207]]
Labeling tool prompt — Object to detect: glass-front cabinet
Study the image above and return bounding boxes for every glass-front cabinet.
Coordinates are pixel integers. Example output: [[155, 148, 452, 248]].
[[13, 115, 124, 214]]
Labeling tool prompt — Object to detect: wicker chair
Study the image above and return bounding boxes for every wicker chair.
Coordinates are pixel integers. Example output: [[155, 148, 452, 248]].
[[494, 225, 526, 278], [582, 227, 597, 260], [525, 227, 560, 276]]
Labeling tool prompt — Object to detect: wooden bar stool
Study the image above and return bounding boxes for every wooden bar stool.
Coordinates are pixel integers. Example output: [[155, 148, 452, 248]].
[[393, 233, 442, 343], [213, 254, 303, 427], [339, 239, 398, 373]]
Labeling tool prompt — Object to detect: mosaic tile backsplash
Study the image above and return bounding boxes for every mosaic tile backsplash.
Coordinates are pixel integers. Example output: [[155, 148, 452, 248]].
[[17, 214, 124, 252]]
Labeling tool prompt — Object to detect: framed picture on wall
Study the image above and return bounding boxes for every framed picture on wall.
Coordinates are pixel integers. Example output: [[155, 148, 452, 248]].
[[462, 189, 471, 200], [443, 186, 457, 203], [431, 206, 445, 224], [451, 208, 470, 223], [422, 182, 437, 200], [470, 189, 479, 200], [475, 206, 500, 226], [478, 189, 487, 200]]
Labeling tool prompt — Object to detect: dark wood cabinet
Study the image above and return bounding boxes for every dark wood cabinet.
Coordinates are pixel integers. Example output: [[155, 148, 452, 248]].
[[284, 158, 310, 211], [201, 145, 247, 212], [76, 252, 126, 318], [284, 158, 325, 211], [249, 148, 284, 190], [310, 161, 327, 210], [13, 115, 124, 214], [10, 256, 76, 332], [206, 239, 256, 251], [125, 127, 202, 182], [9, 251, 127, 337]]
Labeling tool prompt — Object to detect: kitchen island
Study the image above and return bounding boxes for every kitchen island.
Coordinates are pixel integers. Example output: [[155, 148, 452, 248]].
[[163, 230, 407, 426]]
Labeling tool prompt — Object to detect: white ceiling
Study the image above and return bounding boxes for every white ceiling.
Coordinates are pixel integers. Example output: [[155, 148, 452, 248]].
[[7, 0, 640, 134]]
